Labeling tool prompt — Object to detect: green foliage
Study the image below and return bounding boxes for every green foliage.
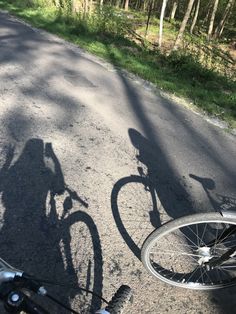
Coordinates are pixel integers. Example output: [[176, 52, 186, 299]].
[[166, 52, 214, 81], [0, 0, 235, 128], [48, 4, 132, 37], [7, 0, 35, 7], [92, 5, 132, 36]]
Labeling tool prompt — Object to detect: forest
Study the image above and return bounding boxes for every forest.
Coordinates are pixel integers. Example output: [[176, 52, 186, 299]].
[[0, 0, 236, 127]]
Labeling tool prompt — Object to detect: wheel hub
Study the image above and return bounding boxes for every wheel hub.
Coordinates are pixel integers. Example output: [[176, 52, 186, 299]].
[[196, 247, 213, 266]]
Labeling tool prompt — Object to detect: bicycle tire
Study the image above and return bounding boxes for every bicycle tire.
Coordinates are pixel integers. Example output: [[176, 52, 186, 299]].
[[141, 212, 236, 290], [105, 285, 132, 314]]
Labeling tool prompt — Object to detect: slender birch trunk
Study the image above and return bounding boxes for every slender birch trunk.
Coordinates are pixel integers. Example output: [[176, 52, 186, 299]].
[[173, 0, 195, 49], [170, 1, 178, 21], [145, 0, 154, 37], [214, 0, 235, 38], [158, 0, 168, 47], [124, 0, 129, 10], [208, 0, 219, 39], [190, 0, 200, 34]]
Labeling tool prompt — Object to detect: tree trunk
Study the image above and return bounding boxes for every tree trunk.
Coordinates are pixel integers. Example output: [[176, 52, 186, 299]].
[[143, 0, 149, 11], [190, 0, 200, 34], [158, 0, 168, 47], [145, 0, 154, 37], [202, 0, 213, 26], [100, 0, 104, 6], [170, 1, 178, 21], [218, 9, 234, 37], [124, 0, 129, 10], [214, 0, 235, 38], [207, 0, 219, 40], [135, 0, 141, 10], [156, 0, 163, 14], [84, 0, 88, 14], [173, 0, 195, 49], [116, 0, 121, 8]]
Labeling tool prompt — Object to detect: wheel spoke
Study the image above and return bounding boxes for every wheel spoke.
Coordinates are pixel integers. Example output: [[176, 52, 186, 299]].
[[187, 225, 207, 247], [218, 265, 236, 269], [218, 238, 236, 246], [181, 228, 199, 248], [214, 224, 236, 247], [150, 249, 202, 258], [201, 223, 208, 245], [185, 265, 201, 283]]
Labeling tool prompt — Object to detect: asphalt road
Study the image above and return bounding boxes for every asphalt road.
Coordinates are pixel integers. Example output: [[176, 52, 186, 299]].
[[0, 10, 236, 314]]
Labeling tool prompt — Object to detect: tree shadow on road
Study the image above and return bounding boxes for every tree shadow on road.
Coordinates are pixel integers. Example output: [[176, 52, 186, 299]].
[[0, 139, 103, 313]]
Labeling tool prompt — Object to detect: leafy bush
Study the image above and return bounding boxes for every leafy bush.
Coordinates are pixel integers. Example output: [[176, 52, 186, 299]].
[[7, 0, 53, 8], [167, 51, 221, 82], [54, 4, 132, 38], [91, 5, 132, 36]]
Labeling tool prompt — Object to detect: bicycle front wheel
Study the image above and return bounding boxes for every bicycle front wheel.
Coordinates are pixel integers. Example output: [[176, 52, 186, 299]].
[[141, 212, 236, 290]]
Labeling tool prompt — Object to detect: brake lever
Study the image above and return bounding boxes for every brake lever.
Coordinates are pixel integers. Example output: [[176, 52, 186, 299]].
[[0, 258, 45, 294], [0, 258, 23, 286]]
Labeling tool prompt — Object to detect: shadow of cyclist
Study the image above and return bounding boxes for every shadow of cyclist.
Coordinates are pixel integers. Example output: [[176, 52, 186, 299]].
[[0, 139, 102, 313], [0, 139, 63, 244], [128, 128, 192, 218], [111, 128, 194, 259]]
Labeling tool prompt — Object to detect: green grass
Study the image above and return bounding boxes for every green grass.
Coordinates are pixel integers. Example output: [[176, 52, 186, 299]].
[[0, 0, 235, 128]]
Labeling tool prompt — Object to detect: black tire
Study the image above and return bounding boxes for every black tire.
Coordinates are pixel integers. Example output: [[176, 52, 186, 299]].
[[141, 212, 236, 290], [105, 285, 132, 314]]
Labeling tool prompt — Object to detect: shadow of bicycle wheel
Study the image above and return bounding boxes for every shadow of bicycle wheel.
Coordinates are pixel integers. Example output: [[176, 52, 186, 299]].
[[59, 210, 103, 313], [111, 175, 162, 260]]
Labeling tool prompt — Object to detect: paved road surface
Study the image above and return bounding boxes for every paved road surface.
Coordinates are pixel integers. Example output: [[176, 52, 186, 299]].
[[0, 11, 236, 313]]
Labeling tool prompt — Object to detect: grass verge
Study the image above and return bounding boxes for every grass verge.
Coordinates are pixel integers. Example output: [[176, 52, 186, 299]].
[[0, 0, 235, 128]]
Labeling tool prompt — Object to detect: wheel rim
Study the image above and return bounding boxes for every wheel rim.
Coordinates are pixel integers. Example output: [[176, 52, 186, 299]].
[[144, 218, 236, 289]]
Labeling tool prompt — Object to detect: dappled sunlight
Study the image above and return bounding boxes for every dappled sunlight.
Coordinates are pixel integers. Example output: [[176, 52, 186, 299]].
[[0, 6, 236, 314]]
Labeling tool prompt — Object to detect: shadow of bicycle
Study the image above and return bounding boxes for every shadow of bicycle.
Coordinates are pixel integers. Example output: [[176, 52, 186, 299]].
[[0, 139, 103, 313], [111, 128, 236, 263], [111, 128, 196, 260]]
